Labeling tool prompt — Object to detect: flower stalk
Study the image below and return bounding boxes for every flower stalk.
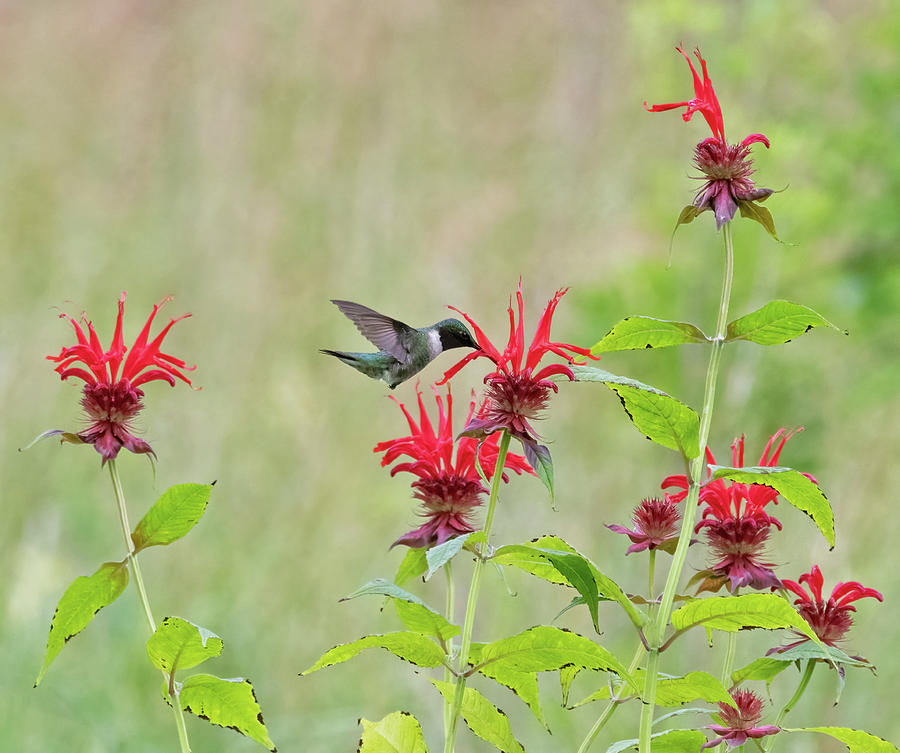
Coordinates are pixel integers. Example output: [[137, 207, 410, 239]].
[[108, 460, 192, 753], [638, 222, 736, 753], [443, 560, 455, 736], [443, 430, 511, 753], [764, 661, 815, 753]]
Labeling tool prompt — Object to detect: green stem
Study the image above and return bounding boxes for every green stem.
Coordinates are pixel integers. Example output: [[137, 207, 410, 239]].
[[720, 632, 737, 688], [764, 661, 815, 753], [443, 430, 511, 753], [443, 560, 455, 736], [638, 223, 736, 753], [648, 549, 657, 607], [576, 643, 646, 753], [108, 460, 192, 753]]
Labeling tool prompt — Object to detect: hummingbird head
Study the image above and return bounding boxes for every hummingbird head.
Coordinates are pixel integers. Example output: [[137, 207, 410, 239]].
[[435, 319, 478, 352]]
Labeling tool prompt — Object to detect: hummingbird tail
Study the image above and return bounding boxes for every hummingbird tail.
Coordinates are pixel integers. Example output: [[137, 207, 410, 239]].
[[319, 348, 358, 366]]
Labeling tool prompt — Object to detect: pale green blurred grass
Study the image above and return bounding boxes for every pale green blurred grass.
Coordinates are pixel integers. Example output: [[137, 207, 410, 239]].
[[1, 1, 898, 751]]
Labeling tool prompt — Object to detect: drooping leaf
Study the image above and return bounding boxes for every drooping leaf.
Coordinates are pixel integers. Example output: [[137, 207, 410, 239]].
[[605, 729, 707, 753], [730, 657, 792, 687], [540, 551, 600, 633], [671, 594, 819, 642], [131, 483, 213, 552], [574, 670, 733, 708], [493, 538, 646, 629], [179, 674, 276, 751], [431, 680, 525, 753], [710, 466, 835, 547], [36, 561, 129, 685], [591, 316, 708, 354], [726, 300, 844, 345], [560, 664, 581, 707], [523, 441, 554, 499], [738, 200, 782, 241], [769, 642, 872, 668], [146, 616, 223, 674], [395, 548, 428, 587], [673, 205, 704, 230], [788, 727, 900, 753], [358, 711, 430, 753], [394, 600, 460, 642], [425, 535, 472, 581], [571, 366, 700, 459], [469, 642, 545, 727], [300, 632, 445, 674]]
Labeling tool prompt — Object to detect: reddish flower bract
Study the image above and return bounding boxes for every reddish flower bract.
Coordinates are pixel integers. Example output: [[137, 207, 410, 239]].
[[607, 496, 683, 555], [645, 47, 774, 229], [438, 280, 594, 468], [374, 384, 532, 549], [702, 688, 779, 750], [773, 564, 883, 652], [47, 292, 194, 463]]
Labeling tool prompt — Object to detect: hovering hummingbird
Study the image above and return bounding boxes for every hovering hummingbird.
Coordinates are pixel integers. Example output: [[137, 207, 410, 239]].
[[321, 299, 478, 389]]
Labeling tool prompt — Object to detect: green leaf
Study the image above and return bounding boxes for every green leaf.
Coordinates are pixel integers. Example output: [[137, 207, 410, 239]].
[[425, 534, 471, 580], [341, 578, 428, 606], [493, 537, 646, 629], [300, 632, 445, 674], [732, 643, 873, 688], [560, 664, 580, 707], [469, 642, 545, 727], [574, 670, 733, 709], [739, 200, 781, 241], [523, 441, 554, 499], [671, 594, 819, 641], [146, 616, 223, 674], [789, 728, 900, 753], [394, 600, 460, 642], [730, 657, 792, 687], [591, 316, 708, 353], [431, 680, 525, 753], [726, 300, 844, 345], [541, 551, 600, 633], [179, 674, 275, 751], [571, 366, 699, 459], [131, 483, 213, 552], [710, 466, 835, 547], [674, 205, 703, 230], [36, 561, 129, 685], [395, 548, 427, 587], [605, 729, 708, 753], [359, 711, 430, 753]]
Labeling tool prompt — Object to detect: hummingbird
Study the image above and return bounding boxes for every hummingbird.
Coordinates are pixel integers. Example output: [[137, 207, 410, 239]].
[[321, 299, 479, 389]]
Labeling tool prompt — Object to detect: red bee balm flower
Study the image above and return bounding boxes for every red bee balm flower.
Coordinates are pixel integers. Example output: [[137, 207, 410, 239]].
[[438, 281, 594, 473], [47, 293, 194, 463], [773, 565, 883, 652], [374, 385, 532, 549], [663, 429, 807, 593], [645, 47, 774, 230], [702, 689, 779, 750], [607, 496, 683, 555]]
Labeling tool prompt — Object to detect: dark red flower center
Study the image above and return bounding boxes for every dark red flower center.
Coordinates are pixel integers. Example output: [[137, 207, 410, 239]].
[[633, 497, 680, 540], [694, 139, 756, 182], [412, 472, 485, 512], [81, 379, 144, 425], [481, 372, 552, 437], [719, 689, 764, 729], [795, 601, 854, 646]]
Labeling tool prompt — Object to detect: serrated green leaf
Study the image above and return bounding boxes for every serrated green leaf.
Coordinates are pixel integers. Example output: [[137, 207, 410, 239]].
[[560, 664, 580, 707], [431, 680, 525, 753], [768, 642, 872, 668], [605, 729, 707, 753], [146, 616, 223, 674], [395, 548, 427, 587], [671, 594, 819, 642], [359, 711, 430, 753], [36, 561, 129, 685], [574, 670, 733, 708], [493, 538, 646, 629], [726, 300, 844, 345], [341, 578, 428, 606], [730, 657, 792, 687], [591, 316, 708, 354], [469, 642, 545, 727], [710, 466, 835, 547], [131, 483, 213, 552], [789, 727, 900, 753], [541, 551, 600, 633], [571, 366, 699, 459], [300, 632, 445, 674], [394, 600, 460, 642], [425, 535, 471, 580], [738, 200, 781, 241], [180, 674, 275, 751]]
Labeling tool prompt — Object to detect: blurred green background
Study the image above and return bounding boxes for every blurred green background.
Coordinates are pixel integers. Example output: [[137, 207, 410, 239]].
[[2, 1, 897, 751]]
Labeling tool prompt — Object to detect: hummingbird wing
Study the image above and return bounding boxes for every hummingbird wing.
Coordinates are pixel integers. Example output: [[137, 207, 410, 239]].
[[331, 300, 418, 364]]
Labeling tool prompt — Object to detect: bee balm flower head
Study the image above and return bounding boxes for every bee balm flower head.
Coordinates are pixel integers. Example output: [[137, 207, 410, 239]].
[[47, 293, 194, 464]]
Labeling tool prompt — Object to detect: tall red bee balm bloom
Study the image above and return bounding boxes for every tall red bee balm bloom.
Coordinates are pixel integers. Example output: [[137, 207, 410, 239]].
[[438, 281, 595, 482], [645, 47, 774, 231], [375, 385, 533, 549], [46, 293, 194, 464]]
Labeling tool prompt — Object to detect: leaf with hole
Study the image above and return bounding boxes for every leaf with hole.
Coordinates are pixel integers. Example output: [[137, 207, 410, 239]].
[[591, 316, 708, 353], [146, 616, 223, 674], [179, 674, 275, 751], [300, 632, 445, 674], [726, 300, 844, 345]]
